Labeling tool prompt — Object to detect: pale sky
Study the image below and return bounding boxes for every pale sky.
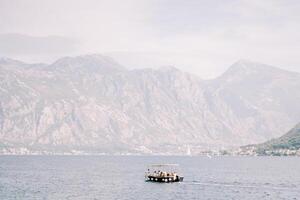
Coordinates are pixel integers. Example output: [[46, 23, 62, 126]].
[[0, 0, 300, 78]]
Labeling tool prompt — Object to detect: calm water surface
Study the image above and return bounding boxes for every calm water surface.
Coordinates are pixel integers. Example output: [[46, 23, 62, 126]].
[[0, 156, 299, 200]]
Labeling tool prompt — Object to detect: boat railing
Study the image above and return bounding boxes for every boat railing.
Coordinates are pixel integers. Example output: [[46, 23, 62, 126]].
[[145, 171, 178, 178]]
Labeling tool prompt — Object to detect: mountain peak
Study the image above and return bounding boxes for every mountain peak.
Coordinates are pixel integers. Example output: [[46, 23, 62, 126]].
[[230, 59, 271, 71], [49, 54, 126, 73], [220, 59, 291, 80], [158, 65, 179, 72], [234, 59, 257, 65], [0, 57, 26, 66]]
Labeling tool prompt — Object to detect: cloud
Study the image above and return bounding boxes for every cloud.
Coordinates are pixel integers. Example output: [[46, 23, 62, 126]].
[[0, 33, 80, 55], [0, 33, 81, 63], [0, 0, 299, 77]]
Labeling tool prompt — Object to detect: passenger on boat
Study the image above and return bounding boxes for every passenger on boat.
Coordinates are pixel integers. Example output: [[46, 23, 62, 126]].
[[173, 173, 177, 179]]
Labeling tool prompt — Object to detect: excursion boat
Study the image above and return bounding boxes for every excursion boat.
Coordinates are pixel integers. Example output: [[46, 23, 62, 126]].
[[145, 164, 184, 183]]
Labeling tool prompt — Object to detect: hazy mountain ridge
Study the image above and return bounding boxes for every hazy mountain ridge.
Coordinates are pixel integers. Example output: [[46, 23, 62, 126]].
[[260, 122, 300, 150], [237, 122, 300, 156], [0, 55, 300, 155]]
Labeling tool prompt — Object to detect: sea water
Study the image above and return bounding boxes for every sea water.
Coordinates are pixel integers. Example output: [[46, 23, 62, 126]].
[[0, 155, 299, 199]]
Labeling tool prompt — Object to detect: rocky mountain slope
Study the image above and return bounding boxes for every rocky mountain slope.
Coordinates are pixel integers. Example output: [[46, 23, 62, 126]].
[[260, 122, 300, 149], [238, 122, 300, 156], [0, 55, 300, 154]]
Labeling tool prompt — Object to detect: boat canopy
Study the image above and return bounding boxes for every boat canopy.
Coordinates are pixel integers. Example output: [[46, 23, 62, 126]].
[[148, 164, 179, 167], [146, 164, 181, 173]]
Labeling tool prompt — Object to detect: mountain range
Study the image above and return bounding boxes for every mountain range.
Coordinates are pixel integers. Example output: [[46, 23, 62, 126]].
[[0, 55, 300, 155]]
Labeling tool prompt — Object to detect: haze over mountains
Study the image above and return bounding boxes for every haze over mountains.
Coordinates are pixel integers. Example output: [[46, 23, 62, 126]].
[[0, 55, 300, 154]]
